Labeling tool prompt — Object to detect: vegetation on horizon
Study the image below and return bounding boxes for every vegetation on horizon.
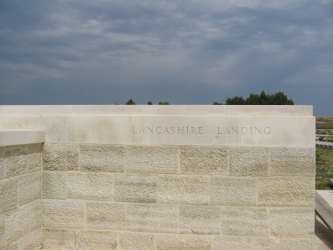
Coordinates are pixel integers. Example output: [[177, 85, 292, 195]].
[[316, 148, 333, 190]]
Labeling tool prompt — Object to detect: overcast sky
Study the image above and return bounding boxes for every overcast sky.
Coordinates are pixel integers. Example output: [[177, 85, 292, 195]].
[[0, 0, 332, 115]]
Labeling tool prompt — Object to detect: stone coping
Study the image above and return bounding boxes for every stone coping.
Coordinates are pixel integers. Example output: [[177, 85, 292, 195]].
[[0, 129, 45, 146], [315, 190, 333, 232], [0, 105, 312, 116]]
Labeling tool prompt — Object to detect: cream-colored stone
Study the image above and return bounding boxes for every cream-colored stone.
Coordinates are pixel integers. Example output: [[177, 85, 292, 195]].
[[269, 208, 314, 238], [156, 234, 212, 250], [226, 105, 312, 116], [26, 143, 42, 174], [0, 179, 17, 214], [230, 147, 269, 176], [0, 147, 4, 180], [78, 230, 117, 250], [70, 105, 146, 115], [86, 202, 126, 230], [126, 145, 179, 174], [214, 236, 253, 250], [17, 172, 41, 206], [0, 214, 4, 249], [0, 130, 44, 146], [67, 172, 114, 201], [315, 191, 333, 230], [5, 206, 31, 245], [211, 176, 257, 206], [253, 238, 313, 250], [42, 200, 85, 228], [42, 172, 67, 199], [220, 207, 269, 237], [119, 232, 155, 250], [25, 200, 41, 231], [80, 144, 125, 173], [17, 228, 42, 250], [258, 177, 315, 207], [180, 146, 228, 175], [271, 147, 315, 176], [4, 145, 28, 178], [179, 205, 220, 235], [3, 243, 18, 250], [42, 228, 77, 250], [158, 175, 210, 205], [43, 144, 79, 171], [115, 174, 157, 203], [127, 204, 178, 233]]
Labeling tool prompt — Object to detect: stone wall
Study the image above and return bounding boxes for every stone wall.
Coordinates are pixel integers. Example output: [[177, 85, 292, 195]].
[[41, 143, 315, 249], [0, 143, 43, 250]]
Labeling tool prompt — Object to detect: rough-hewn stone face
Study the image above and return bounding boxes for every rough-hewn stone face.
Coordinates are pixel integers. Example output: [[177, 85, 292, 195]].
[[0, 148, 4, 180], [119, 232, 155, 250], [0, 179, 17, 214], [4, 145, 28, 178], [78, 230, 118, 250], [80, 144, 125, 173], [43, 144, 79, 171], [126, 146, 179, 174], [42, 172, 67, 199], [214, 236, 253, 250], [253, 238, 314, 250], [180, 146, 228, 175], [42, 228, 77, 250], [156, 234, 212, 250], [17, 172, 40, 206], [5, 206, 31, 245]]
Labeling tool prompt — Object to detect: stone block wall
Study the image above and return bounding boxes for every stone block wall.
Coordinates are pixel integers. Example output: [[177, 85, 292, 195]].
[[0, 143, 43, 250], [41, 143, 315, 250]]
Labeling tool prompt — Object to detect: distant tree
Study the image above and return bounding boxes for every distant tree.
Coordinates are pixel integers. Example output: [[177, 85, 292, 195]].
[[159, 102, 169, 105], [213, 102, 223, 105], [226, 96, 246, 105], [225, 91, 294, 105], [147, 101, 153, 105], [126, 99, 136, 105]]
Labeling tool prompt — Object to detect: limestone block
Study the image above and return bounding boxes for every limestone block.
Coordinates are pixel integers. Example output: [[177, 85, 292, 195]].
[[179, 205, 220, 235], [271, 147, 315, 176], [126, 146, 179, 174], [27, 200, 42, 231], [214, 236, 253, 250], [156, 234, 212, 250], [43, 144, 79, 171], [80, 144, 125, 173], [158, 175, 210, 205], [115, 174, 157, 203], [4, 145, 27, 178], [17, 172, 41, 206], [269, 208, 314, 238], [210, 176, 257, 206], [26, 143, 42, 174], [0, 179, 17, 214], [230, 147, 269, 176], [42, 228, 78, 250], [17, 228, 42, 250], [180, 146, 228, 175], [0, 214, 4, 248], [5, 206, 31, 245], [253, 238, 313, 250], [127, 204, 178, 233], [119, 232, 155, 250], [42, 200, 85, 228], [78, 230, 117, 250], [220, 207, 269, 237], [67, 172, 114, 201], [0, 147, 4, 180], [42, 172, 67, 199], [86, 202, 126, 230], [3, 243, 18, 250], [258, 177, 315, 206]]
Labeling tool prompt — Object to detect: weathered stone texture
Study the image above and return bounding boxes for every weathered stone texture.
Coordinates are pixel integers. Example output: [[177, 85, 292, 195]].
[[27, 200, 42, 232], [126, 146, 179, 174], [230, 147, 269, 176], [86, 202, 126, 230], [271, 147, 315, 176], [42, 172, 67, 199], [4, 145, 27, 178], [269, 208, 314, 238], [17, 172, 41, 206], [26, 143, 42, 174], [67, 172, 114, 200], [156, 234, 212, 250], [0, 179, 17, 214], [0, 213, 5, 248], [211, 176, 257, 206], [220, 207, 269, 237], [42, 200, 85, 228], [115, 174, 157, 203], [5, 206, 31, 245], [127, 204, 178, 233], [158, 175, 210, 205], [258, 177, 315, 206], [180, 146, 228, 175], [0, 148, 4, 180], [80, 144, 125, 173], [253, 238, 313, 250], [78, 230, 117, 250], [17, 228, 42, 250], [42, 228, 77, 250], [119, 232, 155, 250], [214, 236, 253, 250], [43, 144, 79, 171], [179, 205, 220, 235]]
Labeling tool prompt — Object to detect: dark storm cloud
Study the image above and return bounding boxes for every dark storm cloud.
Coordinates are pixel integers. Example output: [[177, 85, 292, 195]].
[[0, 0, 332, 114]]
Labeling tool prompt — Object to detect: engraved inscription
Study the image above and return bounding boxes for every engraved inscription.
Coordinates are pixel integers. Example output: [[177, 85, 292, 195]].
[[217, 127, 270, 135]]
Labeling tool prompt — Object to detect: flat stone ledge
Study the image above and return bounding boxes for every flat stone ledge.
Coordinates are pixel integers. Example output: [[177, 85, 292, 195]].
[[315, 190, 333, 232], [0, 129, 45, 146]]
